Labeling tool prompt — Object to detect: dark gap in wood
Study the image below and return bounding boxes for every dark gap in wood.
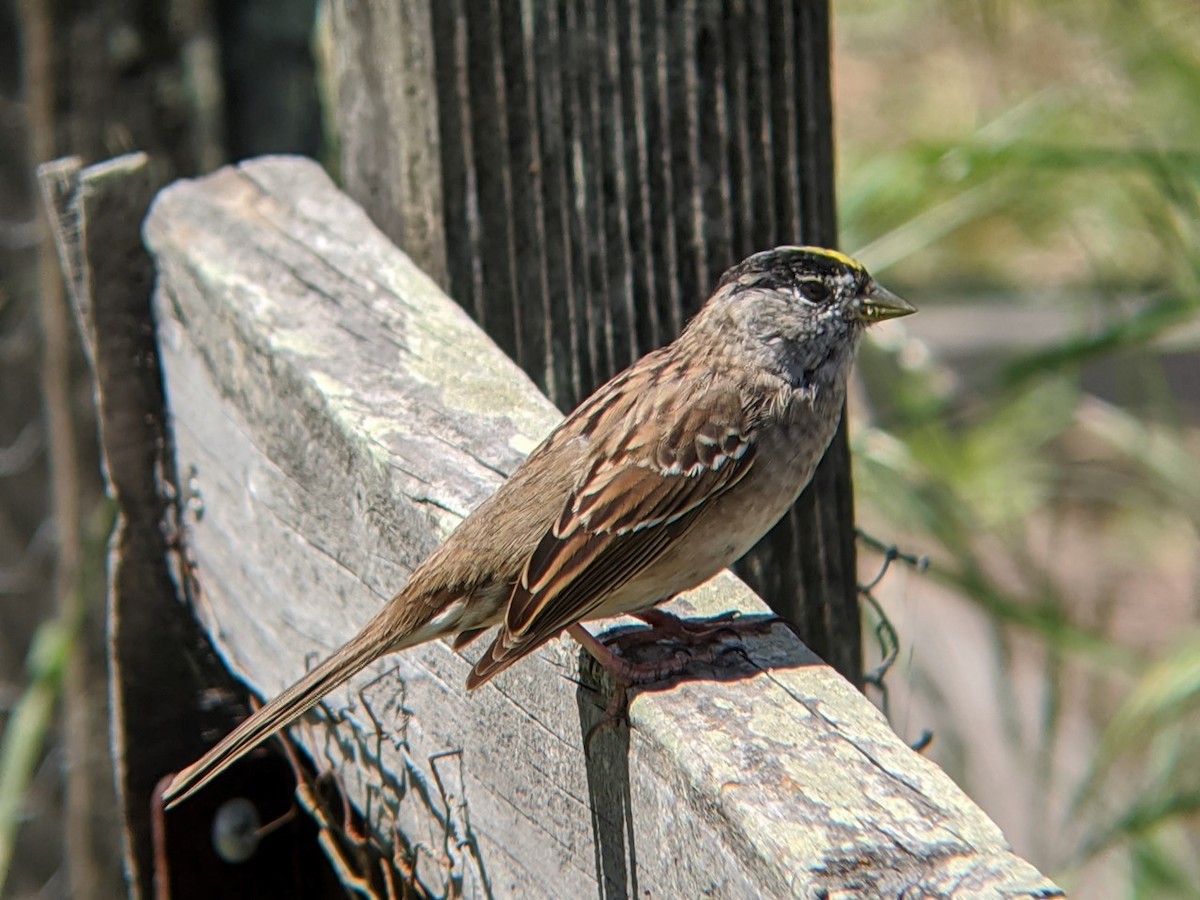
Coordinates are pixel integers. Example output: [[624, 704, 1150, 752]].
[[663, 2, 697, 321], [769, 0, 799, 241], [577, 0, 616, 384], [599, 0, 639, 368], [465, 0, 520, 358], [532, 0, 582, 404], [745, 0, 777, 251], [430, 1, 480, 325], [560, 0, 602, 400], [621, 0, 662, 354], [648, 0, 686, 340], [695, 1, 733, 280], [498, 0, 551, 393], [724, 0, 752, 260]]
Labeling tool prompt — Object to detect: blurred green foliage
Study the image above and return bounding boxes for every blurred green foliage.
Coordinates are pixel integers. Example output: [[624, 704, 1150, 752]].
[[838, 0, 1200, 894], [0, 501, 112, 897]]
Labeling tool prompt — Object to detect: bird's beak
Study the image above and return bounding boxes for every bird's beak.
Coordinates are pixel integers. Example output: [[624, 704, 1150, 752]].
[[857, 281, 917, 324]]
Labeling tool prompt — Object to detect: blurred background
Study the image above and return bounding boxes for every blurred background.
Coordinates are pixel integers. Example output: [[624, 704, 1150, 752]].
[[1, 0, 1197, 897], [839, 2, 1200, 896]]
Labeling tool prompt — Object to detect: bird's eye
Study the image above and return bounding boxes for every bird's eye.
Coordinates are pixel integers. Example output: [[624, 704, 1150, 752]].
[[797, 280, 831, 305]]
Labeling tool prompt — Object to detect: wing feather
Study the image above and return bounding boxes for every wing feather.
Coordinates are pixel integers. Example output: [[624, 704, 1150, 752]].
[[466, 375, 757, 688]]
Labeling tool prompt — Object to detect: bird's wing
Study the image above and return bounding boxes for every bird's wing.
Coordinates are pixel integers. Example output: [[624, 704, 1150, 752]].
[[466, 375, 757, 687]]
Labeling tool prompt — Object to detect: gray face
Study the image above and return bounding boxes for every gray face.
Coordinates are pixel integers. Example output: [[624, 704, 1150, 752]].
[[715, 248, 865, 378], [706, 245, 914, 393], [691, 247, 912, 398]]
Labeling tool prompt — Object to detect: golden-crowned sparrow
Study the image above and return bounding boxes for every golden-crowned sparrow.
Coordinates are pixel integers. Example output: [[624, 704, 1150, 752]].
[[164, 245, 914, 807]]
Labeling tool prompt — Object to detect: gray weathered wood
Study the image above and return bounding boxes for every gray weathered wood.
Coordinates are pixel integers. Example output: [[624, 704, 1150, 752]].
[[145, 156, 1061, 898], [39, 153, 190, 897], [325, 0, 447, 286], [40, 153, 341, 900]]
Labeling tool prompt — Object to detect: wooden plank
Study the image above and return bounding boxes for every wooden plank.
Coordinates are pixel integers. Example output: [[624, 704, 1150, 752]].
[[144, 155, 1061, 897], [39, 153, 339, 900]]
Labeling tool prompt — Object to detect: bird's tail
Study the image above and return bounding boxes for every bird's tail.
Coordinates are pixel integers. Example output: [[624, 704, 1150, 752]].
[[163, 614, 400, 809]]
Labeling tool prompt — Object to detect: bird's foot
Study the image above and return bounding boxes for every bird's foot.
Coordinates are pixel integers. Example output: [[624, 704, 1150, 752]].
[[627, 607, 778, 646], [569, 622, 695, 686], [567, 612, 780, 749]]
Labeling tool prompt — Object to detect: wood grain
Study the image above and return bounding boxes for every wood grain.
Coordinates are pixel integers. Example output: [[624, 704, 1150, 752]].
[[40, 154, 338, 900]]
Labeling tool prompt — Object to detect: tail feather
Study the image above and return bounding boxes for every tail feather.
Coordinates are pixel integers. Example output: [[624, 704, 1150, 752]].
[[465, 624, 559, 690], [163, 626, 390, 809]]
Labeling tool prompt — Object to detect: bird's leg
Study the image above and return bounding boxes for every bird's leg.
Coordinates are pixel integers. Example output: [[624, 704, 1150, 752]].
[[632, 607, 763, 639], [633, 607, 730, 629], [568, 623, 693, 686], [570, 611, 781, 685], [569, 623, 693, 749], [568, 615, 780, 750]]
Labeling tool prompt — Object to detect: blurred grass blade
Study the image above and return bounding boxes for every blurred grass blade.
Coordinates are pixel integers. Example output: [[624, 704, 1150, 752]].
[[1100, 637, 1200, 764], [0, 619, 72, 896], [1002, 294, 1200, 388], [851, 182, 1006, 273], [1076, 397, 1200, 524], [0, 684, 55, 895]]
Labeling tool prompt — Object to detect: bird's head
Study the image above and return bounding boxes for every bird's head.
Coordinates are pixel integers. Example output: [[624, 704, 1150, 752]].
[[696, 245, 916, 389]]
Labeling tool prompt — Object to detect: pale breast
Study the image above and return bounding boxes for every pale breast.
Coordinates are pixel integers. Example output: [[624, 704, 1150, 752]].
[[588, 386, 846, 619]]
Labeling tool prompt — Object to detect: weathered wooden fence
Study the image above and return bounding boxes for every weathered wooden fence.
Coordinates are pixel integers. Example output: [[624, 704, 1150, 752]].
[[33, 1, 1068, 896], [324, 0, 862, 684], [42, 152, 1060, 898]]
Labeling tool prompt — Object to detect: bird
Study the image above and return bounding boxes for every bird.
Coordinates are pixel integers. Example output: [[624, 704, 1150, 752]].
[[163, 245, 915, 808]]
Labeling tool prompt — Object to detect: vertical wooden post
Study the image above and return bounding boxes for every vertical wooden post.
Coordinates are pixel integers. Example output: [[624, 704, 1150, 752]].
[[326, 0, 448, 286], [329, 0, 862, 684]]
